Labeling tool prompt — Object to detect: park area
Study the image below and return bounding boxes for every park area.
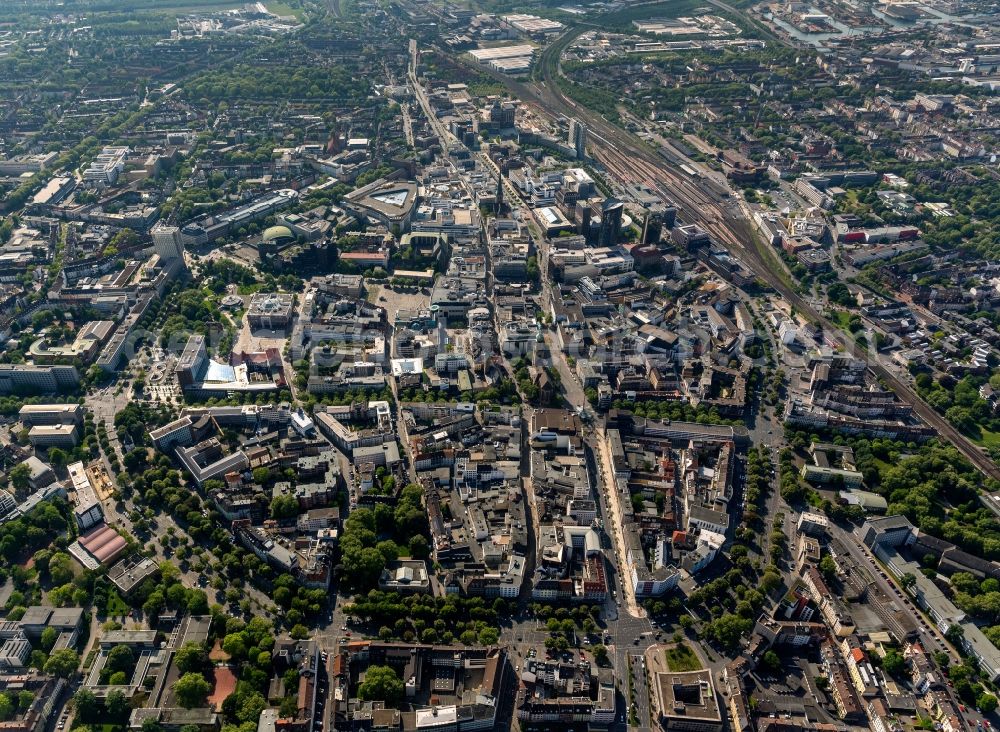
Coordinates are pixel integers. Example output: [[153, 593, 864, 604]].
[[664, 642, 703, 672]]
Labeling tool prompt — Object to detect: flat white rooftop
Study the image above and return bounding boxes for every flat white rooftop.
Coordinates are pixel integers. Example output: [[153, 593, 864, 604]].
[[371, 190, 410, 207], [469, 44, 535, 61]]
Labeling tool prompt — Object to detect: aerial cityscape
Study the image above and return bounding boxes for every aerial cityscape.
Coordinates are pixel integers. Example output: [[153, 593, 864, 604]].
[[0, 0, 998, 731]]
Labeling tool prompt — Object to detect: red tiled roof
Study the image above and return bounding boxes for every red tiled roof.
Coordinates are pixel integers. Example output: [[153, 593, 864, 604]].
[[78, 524, 128, 563]]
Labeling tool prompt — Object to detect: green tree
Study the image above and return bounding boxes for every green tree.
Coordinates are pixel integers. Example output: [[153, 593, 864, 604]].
[[40, 626, 59, 652], [760, 650, 781, 674], [143, 590, 165, 617], [408, 534, 429, 559], [187, 590, 209, 616], [44, 649, 79, 677], [233, 691, 267, 724], [704, 613, 752, 652], [818, 555, 837, 582], [47, 448, 69, 468], [376, 540, 399, 563], [140, 717, 163, 732], [16, 691, 32, 713], [270, 494, 299, 520], [882, 650, 906, 678], [8, 464, 31, 495], [222, 633, 247, 660], [172, 673, 211, 708], [946, 624, 965, 645], [0, 695, 14, 722], [73, 689, 99, 721], [48, 552, 75, 585], [174, 642, 208, 674], [955, 678, 974, 704], [357, 666, 403, 705], [106, 645, 135, 674], [106, 689, 131, 720], [460, 630, 477, 646], [592, 645, 609, 666], [32, 548, 52, 575], [978, 693, 998, 714]]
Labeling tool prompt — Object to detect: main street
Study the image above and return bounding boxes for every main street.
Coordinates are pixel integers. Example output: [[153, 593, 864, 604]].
[[409, 32, 752, 730], [476, 154, 659, 731], [482, 265, 657, 728]]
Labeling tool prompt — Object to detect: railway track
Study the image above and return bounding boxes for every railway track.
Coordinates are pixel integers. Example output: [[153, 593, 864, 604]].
[[443, 14, 1000, 484], [532, 27, 1000, 483]]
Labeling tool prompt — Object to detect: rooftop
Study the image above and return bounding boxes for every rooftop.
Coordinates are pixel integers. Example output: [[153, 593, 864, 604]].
[[652, 669, 722, 725]]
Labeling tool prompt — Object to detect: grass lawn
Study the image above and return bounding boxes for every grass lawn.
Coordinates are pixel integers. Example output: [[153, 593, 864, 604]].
[[149, 1, 243, 12], [468, 80, 506, 96], [104, 591, 129, 617], [664, 642, 703, 672], [972, 427, 1000, 448], [749, 232, 798, 296], [263, 1, 305, 19], [870, 457, 894, 480], [82, 648, 99, 671], [828, 309, 852, 330]]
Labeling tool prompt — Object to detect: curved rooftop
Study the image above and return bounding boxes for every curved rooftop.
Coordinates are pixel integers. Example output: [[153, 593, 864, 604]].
[[262, 225, 294, 243]]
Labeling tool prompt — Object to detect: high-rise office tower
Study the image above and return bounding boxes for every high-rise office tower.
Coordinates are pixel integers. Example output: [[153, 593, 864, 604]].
[[568, 118, 587, 160]]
